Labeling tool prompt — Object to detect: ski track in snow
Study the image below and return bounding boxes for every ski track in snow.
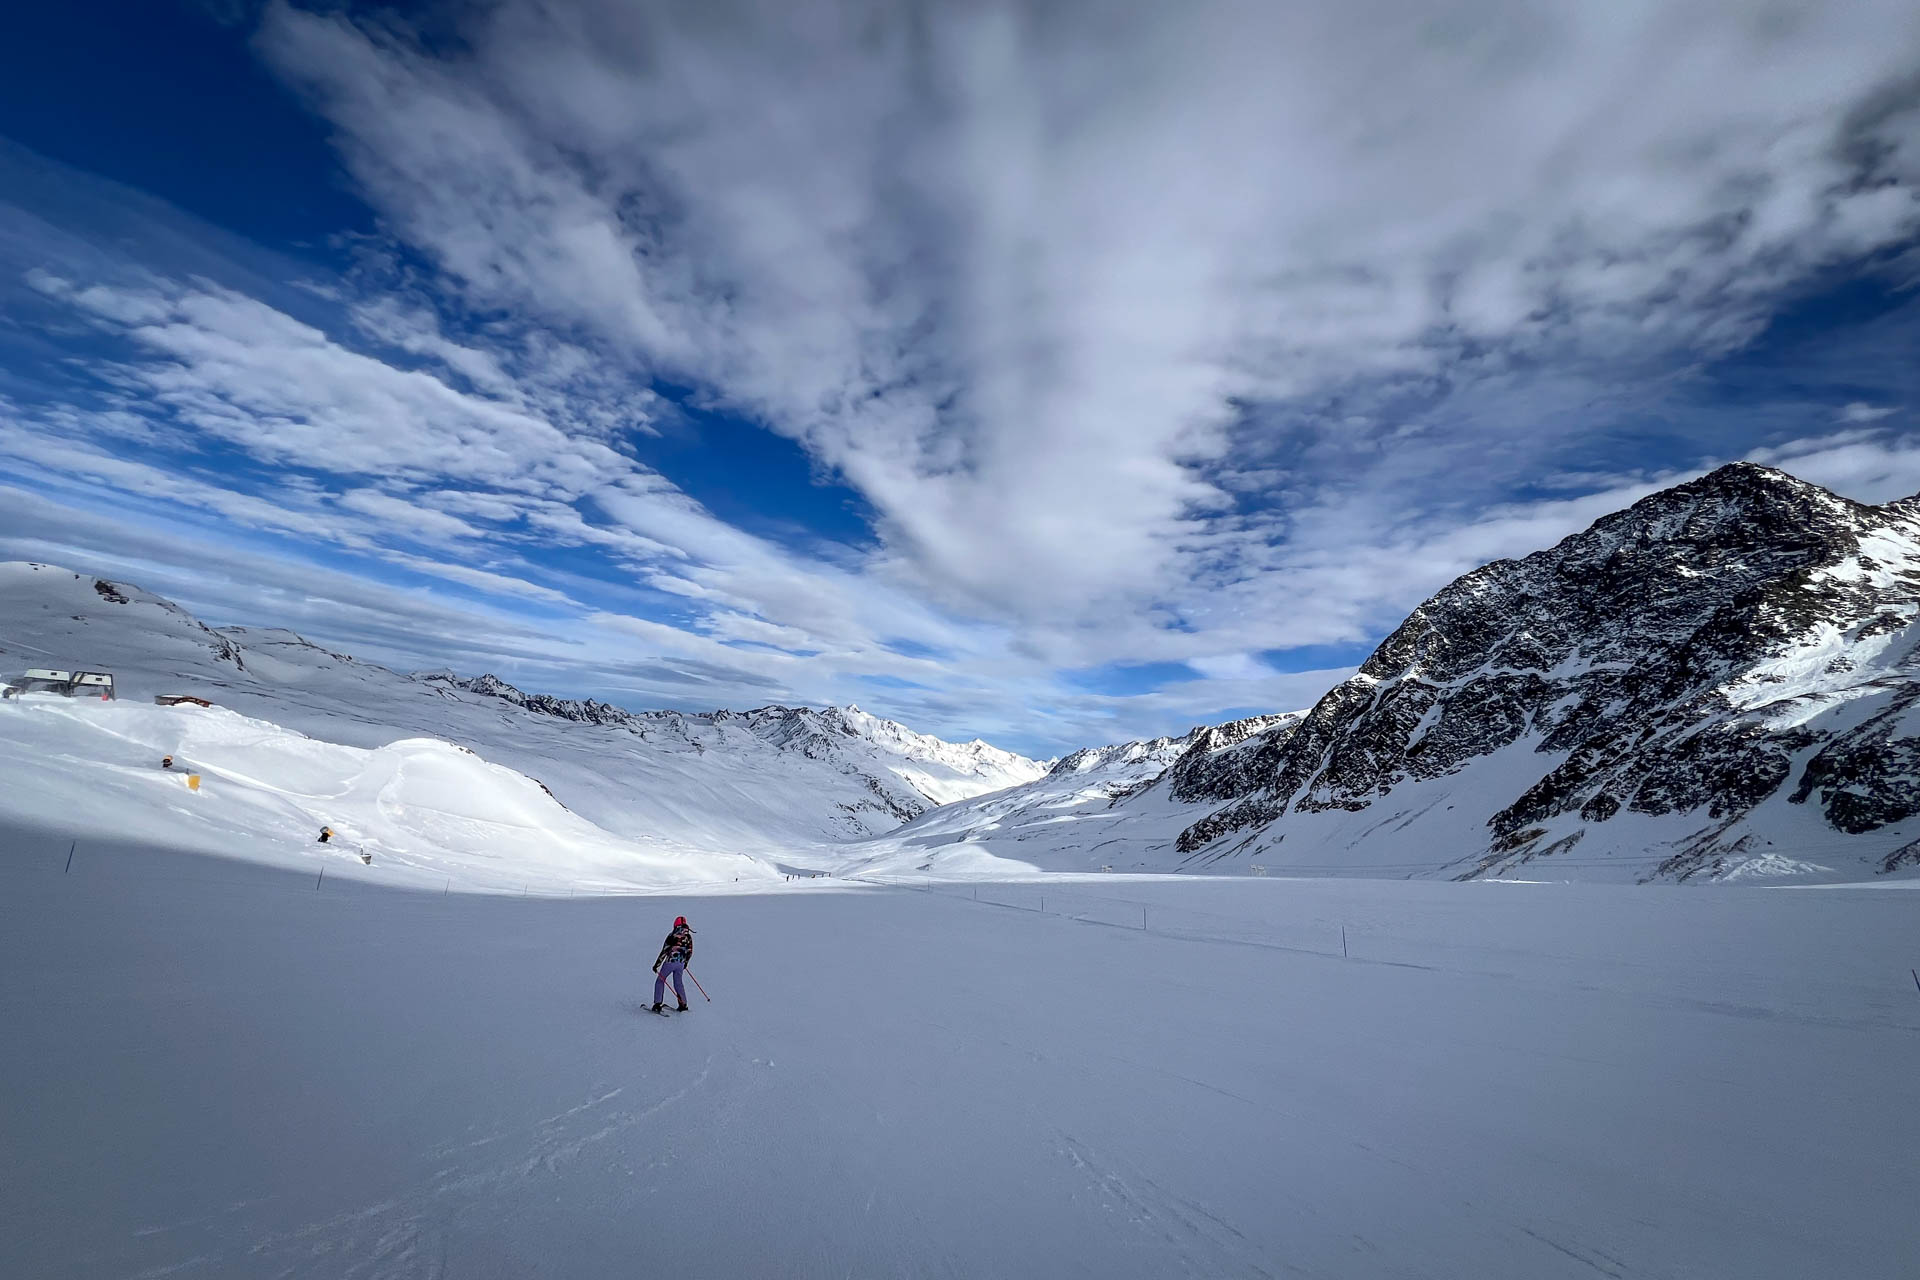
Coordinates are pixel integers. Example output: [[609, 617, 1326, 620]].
[[123, 1062, 721, 1278], [1054, 1135, 1283, 1280]]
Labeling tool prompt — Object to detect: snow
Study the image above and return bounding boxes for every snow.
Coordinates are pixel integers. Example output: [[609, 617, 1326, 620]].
[[0, 698, 774, 893], [1714, 852, 1835, 881], [1722, 529, 1920, 727], [1725, 619, 1898, 719], [4, 829, 1915, 1278]]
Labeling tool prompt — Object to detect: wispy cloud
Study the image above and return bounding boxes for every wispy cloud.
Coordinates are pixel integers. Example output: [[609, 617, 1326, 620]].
[[1839, 402, 1900, 424], [1746, 429, 1920, 503]]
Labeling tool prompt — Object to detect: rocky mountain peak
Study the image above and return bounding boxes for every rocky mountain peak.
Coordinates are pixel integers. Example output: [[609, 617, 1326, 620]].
[[1167, 467, 1920, 879], [1160, 712, 1307, 805], [1048, 733, 1196, 778]]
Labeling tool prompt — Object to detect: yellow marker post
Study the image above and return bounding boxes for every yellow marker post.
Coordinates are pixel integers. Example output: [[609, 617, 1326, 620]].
[[186, 774, 201, 792]]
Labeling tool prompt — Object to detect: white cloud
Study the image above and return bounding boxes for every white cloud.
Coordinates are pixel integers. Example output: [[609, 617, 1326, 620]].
[[34, 271, 625, 497], [1839, 402, 1900, 424], [374, 548, 576, 607], [15, 266, 987, 673], [0, 417, 360, 546], [1187, 653, 1279, 682], [254, 0, 1920, 649], [1746, 431, 1920, 504], [335, 488, 487, 544]]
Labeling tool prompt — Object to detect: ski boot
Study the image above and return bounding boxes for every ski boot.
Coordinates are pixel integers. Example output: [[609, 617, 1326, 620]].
[[676, 1001, 689, 1012], [651, 1002, 665, 1013]]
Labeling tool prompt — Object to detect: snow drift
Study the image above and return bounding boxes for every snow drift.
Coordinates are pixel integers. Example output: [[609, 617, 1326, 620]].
[[0, 696, 772, 892]]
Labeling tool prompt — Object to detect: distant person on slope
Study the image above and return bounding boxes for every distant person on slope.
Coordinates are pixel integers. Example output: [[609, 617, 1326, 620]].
[[652, 916, 694, 1013]]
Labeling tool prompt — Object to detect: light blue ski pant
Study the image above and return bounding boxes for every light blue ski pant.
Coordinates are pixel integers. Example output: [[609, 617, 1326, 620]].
[[654, 958, 686, 1005]]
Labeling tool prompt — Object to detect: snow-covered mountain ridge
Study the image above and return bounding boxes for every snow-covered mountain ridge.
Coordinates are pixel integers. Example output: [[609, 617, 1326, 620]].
[[839, 712, 1308, 876], [849, 465, 1920, 883], [414, 669, 1039, 799], [0, 562, 1044, 850], [1047, 733, 1194, 780]]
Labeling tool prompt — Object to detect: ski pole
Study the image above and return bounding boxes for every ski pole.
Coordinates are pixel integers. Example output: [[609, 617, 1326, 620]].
[[686, 970, 711, 1002]]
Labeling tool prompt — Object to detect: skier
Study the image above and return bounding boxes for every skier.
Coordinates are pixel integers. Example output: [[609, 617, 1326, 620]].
[[651, 916, 694, 1013]]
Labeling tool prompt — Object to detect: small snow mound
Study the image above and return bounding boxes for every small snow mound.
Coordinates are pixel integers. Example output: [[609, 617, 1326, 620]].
[[1713, 853, 1834, 882]]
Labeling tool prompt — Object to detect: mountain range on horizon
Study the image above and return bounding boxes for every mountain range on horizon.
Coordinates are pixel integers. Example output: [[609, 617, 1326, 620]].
[[4, 462, 1919, 884], [0, 562, 1048, 854]]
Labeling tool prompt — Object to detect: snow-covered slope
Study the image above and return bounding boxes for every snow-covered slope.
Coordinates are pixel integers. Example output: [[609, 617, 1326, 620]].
[[0, 562, 1045, 855], [0, 697, 771, 892]]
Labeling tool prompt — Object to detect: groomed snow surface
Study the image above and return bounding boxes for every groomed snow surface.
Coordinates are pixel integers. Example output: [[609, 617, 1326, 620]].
[[5, 824, 1917, 1279]]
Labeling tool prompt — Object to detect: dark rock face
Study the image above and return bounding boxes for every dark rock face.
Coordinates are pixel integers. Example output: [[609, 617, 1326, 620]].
[[737, 705, 861, 758], [1881, 838, 1920, 874], [1167, 464, 1920, 877], [424, 681, 903, 755], [421, 673, 636, 727], [80, 572, 247, 669], [1788, 686, 1920, 834], [1162, 713, 1305, 805]]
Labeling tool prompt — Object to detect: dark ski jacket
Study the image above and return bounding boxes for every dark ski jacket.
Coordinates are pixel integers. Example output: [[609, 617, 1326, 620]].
[[654, 925, 693, 970]]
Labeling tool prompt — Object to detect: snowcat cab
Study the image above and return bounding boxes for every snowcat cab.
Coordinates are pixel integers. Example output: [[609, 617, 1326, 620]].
[[3, 668, 74, 699], [1, 668, 117, 700], [72, 671, 116, 700]]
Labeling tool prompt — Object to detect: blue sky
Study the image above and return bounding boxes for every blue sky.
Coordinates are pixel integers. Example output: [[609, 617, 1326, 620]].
[[1, 1, 1917, 756]]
